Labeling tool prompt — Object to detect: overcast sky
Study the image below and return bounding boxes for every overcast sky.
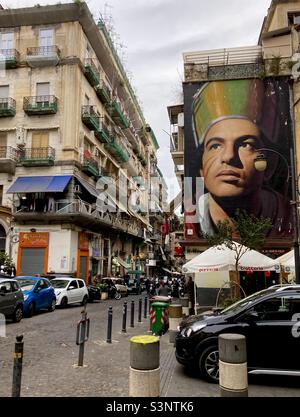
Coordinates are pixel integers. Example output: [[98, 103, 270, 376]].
[[5, 0, 272, 199]]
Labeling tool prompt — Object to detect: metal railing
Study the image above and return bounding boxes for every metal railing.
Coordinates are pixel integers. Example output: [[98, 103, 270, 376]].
[[84, 58, 100, 75], [19, 147, 55, 160], [0, 146, 18, 160], [23, 95, 57, 107], [0, 49, 20, 60], [83, 154, 99, 170], [183, 45, 263, 67], [82, 105, 99, 120], [27, 45, 60, 57], [0, 97, 16, 109]]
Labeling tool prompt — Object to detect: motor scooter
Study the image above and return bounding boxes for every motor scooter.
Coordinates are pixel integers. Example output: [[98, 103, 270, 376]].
[[108, 284, 122, 300]]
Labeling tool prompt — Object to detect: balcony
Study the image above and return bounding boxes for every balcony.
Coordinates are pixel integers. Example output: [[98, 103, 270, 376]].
[[0, 49, 20, 68], [81, 105, 100, 131], [23, 95, 58, 115], [26, 46, 60, 67], [81, 153, 99, 179], [0, 146, 18, 174], [84, 58, 100, 87], [0, 98, 16, 117], [122, 152, 140, 176], [19, 147, 55, 166], [95, 80, 111, 104], [104, 137, 130, 163], [109, 99, 129, 129], [94, 123, 111, 144], [13, 198, 140, 236], [137, 151, 147, 167]]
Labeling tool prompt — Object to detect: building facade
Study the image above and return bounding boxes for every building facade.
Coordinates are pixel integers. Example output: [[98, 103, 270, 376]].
[[0, 2, 166, 280], [168, 0, 300, 297]]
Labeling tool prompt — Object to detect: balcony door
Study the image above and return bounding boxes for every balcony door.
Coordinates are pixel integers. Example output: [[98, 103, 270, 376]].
[[36, 82, 50, 106], [0, 32, 13, 50], [39, 28, 54, 53], [32, 131, 49, 159], [0, 85, 9, 108]]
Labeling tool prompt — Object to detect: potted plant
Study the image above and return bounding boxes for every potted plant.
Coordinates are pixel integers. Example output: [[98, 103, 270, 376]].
[[99, 283, 109, 300]]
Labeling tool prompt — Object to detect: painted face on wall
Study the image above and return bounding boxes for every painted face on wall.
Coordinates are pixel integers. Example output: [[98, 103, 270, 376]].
[[200, 118, 265, 198]]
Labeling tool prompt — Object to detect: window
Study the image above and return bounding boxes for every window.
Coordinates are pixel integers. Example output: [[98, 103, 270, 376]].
[[84, 95, 90, 106], [0, 86, 9, 105], [251, 296, 300, 321], [77, 280, 84, 288], [0, 185, 3, 206], [0, 32, 13, 50], [85, 43, 92, 60], [68, 280, 78, 289], [1, 281, 12, 293], [32, 132, 49, 159], [11, 281, 20, 292], [38, 279, 49, 289], [0, 224, 5, 251], [36, 82, 50, 98], [39, 28, 54, 48]]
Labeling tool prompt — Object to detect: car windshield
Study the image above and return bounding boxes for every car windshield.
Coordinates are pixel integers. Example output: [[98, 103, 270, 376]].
[[17, 279, 36, 291], [220, 287, 277, 315], [51, 280, 69, 289]]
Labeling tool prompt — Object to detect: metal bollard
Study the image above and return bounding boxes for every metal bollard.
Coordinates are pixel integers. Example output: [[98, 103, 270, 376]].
[[76, 308, 90, 366], [130, 300, 135, 328], [122, 301, 127, 333], [219, 333, 248, 397], [138, 298, 142, 323], [129, 335, 160, 397], [107, 306, 113, 343], [144, 296, 148, 319], [12, 335, 24, 397]]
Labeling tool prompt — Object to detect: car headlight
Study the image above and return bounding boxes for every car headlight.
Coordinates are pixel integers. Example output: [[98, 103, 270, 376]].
[[24, 295, 28, 301], [181, 322, 207, 337]]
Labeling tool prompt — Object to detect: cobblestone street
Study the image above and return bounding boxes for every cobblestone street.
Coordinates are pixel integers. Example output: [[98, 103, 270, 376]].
[[1, 295, 300, 397]]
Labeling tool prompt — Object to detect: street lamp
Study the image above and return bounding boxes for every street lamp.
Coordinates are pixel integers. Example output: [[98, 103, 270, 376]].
[[254, 148, 300, 284]]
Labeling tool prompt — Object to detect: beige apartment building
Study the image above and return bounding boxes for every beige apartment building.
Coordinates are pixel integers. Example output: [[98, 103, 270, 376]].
[[0, 2, 166, 280]]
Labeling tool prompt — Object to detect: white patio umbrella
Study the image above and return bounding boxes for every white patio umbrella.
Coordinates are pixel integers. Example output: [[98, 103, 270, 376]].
[[276, 250, 295, 272], [182, 242, 280, 273]]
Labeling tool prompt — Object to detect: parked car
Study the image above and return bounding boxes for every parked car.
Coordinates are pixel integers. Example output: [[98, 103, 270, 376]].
[[127, 278, 142, 295], [0, 278, 24, 322], [51, 277, 89, 307], [87, 284, 101, 302], [16, 276, 56, 317], [102, 278, 127, 298], [175, 285, 300, 383]]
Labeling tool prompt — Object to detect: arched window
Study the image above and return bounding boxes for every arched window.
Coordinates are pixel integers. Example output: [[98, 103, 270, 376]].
[[0, 225, 6, 253]]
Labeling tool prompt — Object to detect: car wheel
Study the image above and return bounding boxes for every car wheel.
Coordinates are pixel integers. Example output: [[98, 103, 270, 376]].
[[81, 295, 88, 306], [114, 291, 121, 300], [48, 299, 56, 312], [60, 297, 68, 308], [27, 302, 35, 318], [198, 345, 219, 383], [12, 305, 23, 323]]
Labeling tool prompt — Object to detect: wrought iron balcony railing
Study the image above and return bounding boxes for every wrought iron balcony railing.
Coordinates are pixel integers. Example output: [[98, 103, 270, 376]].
[[19, 147, 55, 166], [95, 80, 111, 104], [0, 97, 16, 117], [0, 146, 18, 160], [27, 45, 61, 57], [81, 105, 100, 131], [82, 154, 99, 178], [23, 95, 58, 115], [0, 49, 20, 68], [84, 58, 100, 87]]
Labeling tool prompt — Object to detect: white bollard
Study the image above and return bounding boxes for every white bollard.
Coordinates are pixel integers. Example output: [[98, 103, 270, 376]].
[[129, 335, 160, 397], [218, 333, 248, 397]]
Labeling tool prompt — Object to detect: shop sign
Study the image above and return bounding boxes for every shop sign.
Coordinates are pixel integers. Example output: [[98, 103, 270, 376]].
[[19, 232, 49, 247], [79, 232, 89, 250]]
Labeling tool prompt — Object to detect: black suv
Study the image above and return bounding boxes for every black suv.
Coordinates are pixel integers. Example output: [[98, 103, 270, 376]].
[[0, 277, 24, 322], [175, 285, 300, 382]]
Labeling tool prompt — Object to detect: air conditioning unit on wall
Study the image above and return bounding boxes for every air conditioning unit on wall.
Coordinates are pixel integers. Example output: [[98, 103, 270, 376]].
[[74, 184, 81, 193]]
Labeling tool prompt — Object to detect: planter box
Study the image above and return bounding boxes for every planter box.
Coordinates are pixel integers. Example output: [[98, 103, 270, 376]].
[[101, 292, 108, 300]]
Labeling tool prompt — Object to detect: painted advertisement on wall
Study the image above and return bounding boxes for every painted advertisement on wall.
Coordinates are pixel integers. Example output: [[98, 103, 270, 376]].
[[183, 77, 293, 240]]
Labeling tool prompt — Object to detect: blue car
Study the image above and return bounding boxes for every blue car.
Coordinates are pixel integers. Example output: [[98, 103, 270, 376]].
[[16, 276, 56, 317]]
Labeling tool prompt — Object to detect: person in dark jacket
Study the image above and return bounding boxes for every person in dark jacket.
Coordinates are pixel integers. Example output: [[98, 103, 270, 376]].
[[157, 280, 170, 297]]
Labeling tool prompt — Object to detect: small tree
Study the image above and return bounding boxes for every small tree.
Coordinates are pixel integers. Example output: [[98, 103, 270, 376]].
[[0, 252, 15, 275], [204, 210, 273, 297]]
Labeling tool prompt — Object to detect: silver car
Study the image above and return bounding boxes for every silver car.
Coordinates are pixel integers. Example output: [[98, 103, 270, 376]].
[[0, 277, 24, 322]]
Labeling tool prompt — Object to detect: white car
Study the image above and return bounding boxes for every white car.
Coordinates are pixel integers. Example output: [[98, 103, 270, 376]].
[[51, 278, 89, 307]]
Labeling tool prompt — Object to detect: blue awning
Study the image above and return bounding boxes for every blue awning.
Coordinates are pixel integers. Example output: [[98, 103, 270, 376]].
[[7, 175, 72, 193]]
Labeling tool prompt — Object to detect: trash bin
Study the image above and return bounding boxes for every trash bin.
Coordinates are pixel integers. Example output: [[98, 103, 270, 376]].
[[150, 301, 169, 336]]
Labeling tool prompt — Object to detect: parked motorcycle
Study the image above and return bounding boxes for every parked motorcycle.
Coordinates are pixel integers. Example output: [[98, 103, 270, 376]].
[[108, 284, 122, 300]]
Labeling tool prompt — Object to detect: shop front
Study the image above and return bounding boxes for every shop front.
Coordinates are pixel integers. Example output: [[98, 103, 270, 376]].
[[17, 232, 49, 276], [77, 232, 89, 282]]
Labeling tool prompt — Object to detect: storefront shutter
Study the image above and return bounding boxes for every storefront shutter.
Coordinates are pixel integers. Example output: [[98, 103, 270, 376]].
[[20, 248, 45, 275]]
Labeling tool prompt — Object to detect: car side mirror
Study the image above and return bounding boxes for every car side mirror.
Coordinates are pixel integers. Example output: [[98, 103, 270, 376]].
[[34, 287, 41, 293], [0, 285, 7, 294], [68, 286, 75, 290]]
